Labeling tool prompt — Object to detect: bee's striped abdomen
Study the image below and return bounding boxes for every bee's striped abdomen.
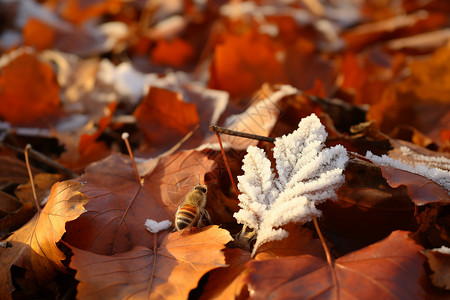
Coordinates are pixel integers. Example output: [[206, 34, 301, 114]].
[[175, 204, 198, 230]]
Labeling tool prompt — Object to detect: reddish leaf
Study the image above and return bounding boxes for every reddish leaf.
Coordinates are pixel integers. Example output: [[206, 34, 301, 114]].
[[248, 231, 425, 299], [0, 181, 89, 298], [134, 87, 200, 153], [320, 158, 417, 253], [0, 52, 63, 127], [70, 226, 231, 300], [201, 225, 322, 300], [209, 30, 289, 98], [377, 165, 450, 205], [23, 18, 56, 51], [152, 37, 195, 67], [368, 44, 450, 146], [64, 150, 216, 255]]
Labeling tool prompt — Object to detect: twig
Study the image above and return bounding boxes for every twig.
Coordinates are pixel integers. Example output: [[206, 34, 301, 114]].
[[1, 141, 79, 179], [209, 125, 276, 143], [214, 132, 239, 197], [313, 216, 339, 299], [122, 132, 143, 186], [24, 144, 40, 212]]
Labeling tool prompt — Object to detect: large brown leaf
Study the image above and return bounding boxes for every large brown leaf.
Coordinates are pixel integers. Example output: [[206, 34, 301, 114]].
[[201, 225, 323, 300], [0, 181, 89, 298], [70, 226, 231, 300], [248, 231, 425, 299], [64, 150, 216, 255]]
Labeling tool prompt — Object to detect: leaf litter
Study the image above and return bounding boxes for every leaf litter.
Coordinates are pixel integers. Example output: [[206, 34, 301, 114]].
[[0, 0, 449, 299]]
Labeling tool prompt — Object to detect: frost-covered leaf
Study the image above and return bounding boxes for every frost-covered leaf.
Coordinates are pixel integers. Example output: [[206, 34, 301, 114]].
[[235, 114, 348, 255]]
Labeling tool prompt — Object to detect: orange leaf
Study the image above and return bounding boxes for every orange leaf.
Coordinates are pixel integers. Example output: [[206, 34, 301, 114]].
[[0, 181, 89, 298], [0, 52, 63, 127], [209, 30, 288, 98], [70, 226, 231, 300], [152, 38, 195, 67], [23, 18, 56, 51], [368, 44, 450, 145], [64, 150, 216, 255], [248, 231, 425, 299], [134, 87, 199, 152]]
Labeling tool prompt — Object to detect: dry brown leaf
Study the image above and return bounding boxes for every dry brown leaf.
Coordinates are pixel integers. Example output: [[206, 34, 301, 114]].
[[64, 150, 216, 255], [320, 157, 417, 253], [248, 231, 425, 299], [70, 226, 231, 300], [422, 247, 450, 290], [368, 44, 450, 146], [15, 173, 62, 206], [0, 181, 89, 299], [201, 225, 323, 300]]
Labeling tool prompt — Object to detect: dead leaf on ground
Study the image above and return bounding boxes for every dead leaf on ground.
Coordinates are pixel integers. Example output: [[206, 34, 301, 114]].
[[0, 51, 63, 127], [368, 44, 450, 146], [248, 230, 425, 299], [0, 181, 89, 299], [201, 224, 323, 300], [209, 30, 289, 98], [134, 87, 199, 154], [70, 226, 231, 300], [422, 247, 450, 290], [64, 150, 216, 255]]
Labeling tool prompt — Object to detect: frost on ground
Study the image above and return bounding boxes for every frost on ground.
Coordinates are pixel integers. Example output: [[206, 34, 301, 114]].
[[144, 219, 172, 233], [234, 113, 348, 255]]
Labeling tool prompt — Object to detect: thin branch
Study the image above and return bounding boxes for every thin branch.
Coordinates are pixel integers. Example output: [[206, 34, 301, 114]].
[[1, 141, 79, 179], [122, 132, 143, 186], [313, 216, 339, 299], [214, 132, 239, 197], [24, 144, 40, 212], [209, 125, 276, 143]]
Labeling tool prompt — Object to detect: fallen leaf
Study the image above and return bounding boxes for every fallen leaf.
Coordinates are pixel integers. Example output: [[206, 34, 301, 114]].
[[152, 37, 195, 67], [319, 157, 417, 253], [15, 173, 62, 206], [0, 181, 89, 298], [209, 30, 289, 98], [200, 248, 251, 300], [368, 44, 450, 146], [0, 51, 63, 127], [70, 226, 231, 300], [64, 150, 216, 255], [248, 231, 425, 299], [134, 87, 199, 154], [377, 165, 450, 206], [422, 247, 450, 290]]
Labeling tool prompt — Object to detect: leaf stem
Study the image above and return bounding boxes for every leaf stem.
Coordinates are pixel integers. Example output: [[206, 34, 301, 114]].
[[214, 132, 239, 197], [122, 132, 143, 186], [313, 216, 339, 299], [24, 144, 40, 212], [209, 125, 276, 143]]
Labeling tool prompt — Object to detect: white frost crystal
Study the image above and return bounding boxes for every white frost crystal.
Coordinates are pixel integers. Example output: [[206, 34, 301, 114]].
[[234, 114, 348, 254], [144, 219, 172, 233]]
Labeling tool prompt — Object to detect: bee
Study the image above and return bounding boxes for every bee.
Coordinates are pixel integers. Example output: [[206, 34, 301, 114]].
[[175, 184, 211, 233]]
